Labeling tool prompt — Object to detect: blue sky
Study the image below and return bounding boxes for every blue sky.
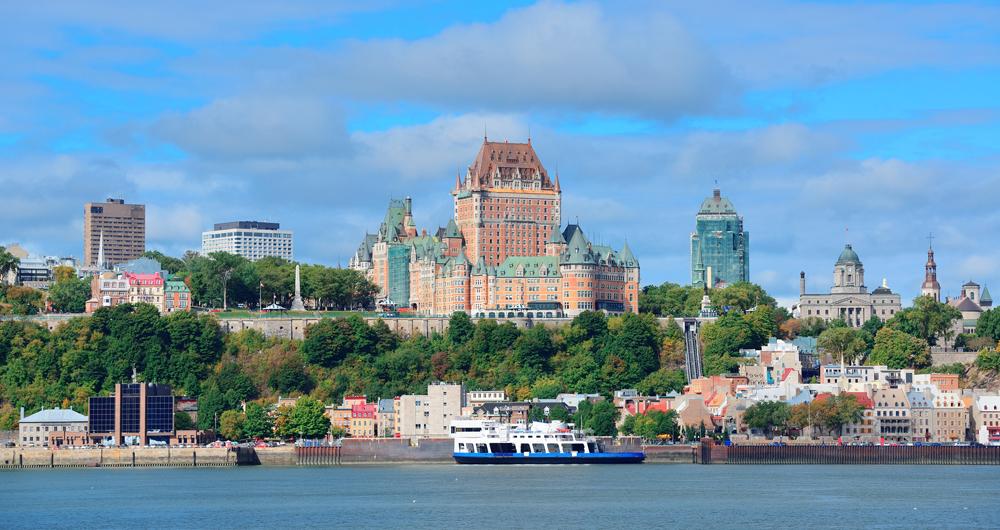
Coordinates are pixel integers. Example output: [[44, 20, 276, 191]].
[[1, 0, 998, 307]]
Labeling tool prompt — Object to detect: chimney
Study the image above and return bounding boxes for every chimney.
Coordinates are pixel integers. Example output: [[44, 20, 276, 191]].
[[800, 272, 806, 296], [20, 407, 24, 420]]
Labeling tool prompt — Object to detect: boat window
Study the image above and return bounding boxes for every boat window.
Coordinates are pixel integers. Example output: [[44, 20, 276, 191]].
[[587, 442, 598, 453], [476, 443, 488, 453], [490, 443, 516, 453], [532, 444, 545, 453], [567, 443, 585, 453], [547, 443, 560, 453], [457, 443, 465, 452]]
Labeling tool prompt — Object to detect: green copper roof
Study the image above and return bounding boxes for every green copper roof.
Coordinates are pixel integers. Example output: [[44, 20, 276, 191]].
[[561, 225, 595, 265], [496, 256, 561, 277], [472, 256, 488, 275], [444, 218, 461, 239], [548, 227, 566, 244], [835, 244, 862, 266], [981, 286, 992, 303], [619, 241, 638, 268], [698, 188, 738, 215]]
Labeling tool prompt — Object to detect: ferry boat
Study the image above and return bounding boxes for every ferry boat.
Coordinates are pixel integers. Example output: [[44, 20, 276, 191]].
[[450, 419, 645, 464]]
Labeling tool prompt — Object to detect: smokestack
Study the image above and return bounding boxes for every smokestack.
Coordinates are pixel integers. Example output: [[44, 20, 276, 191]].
[[20, 407, 24, 420], [800, 272, 806, 296]]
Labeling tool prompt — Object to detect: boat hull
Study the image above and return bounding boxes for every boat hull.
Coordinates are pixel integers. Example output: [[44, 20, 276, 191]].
[[453, 452, 645, 464]]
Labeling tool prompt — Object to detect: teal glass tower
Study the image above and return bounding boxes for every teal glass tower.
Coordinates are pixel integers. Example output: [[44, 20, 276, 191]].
[[691, 188, 749, 287]]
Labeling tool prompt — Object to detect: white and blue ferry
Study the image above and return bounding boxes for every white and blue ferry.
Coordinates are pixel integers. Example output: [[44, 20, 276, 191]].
[[450, 419, 644, 464]]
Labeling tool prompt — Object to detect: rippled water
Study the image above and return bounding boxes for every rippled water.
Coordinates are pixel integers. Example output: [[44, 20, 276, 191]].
[[3, 464, 999, 529]]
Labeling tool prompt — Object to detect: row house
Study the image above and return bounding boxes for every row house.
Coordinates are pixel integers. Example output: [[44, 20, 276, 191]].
[[84, 271, 190, 314]]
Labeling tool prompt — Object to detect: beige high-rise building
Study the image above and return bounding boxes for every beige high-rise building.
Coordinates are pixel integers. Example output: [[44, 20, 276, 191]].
[[84, 198, 145, 267]]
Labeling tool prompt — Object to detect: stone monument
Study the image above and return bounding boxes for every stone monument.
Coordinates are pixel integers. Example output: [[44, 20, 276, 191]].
[[290, 264, 306, 311]]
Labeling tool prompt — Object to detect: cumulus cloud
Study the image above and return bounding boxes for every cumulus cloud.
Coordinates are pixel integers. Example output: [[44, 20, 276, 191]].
[[154, 96, 351, 159], [319, 1, 736, 119]]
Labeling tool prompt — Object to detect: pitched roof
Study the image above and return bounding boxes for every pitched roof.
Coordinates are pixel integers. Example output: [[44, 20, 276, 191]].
[[496, 256, 560, 278], [561, 225, 595, 265], [981, 286, 992, 303], [20, 408, 88, 423], [619, 241, 638, 268], [444, 218, 462, 239], [548, 226, 566, 244], [954, 297, 982, 312], [465, 140, 553, 190]]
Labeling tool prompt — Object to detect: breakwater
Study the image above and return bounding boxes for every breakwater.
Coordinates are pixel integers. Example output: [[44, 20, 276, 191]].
[[697, 444, 1000, 464], [0, 447, 250, 469]]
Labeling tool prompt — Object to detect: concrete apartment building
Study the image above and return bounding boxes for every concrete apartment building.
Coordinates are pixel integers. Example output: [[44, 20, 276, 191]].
[[201, 221, 293, 261], [18, 408, 89, 447], [397, 382, 465, 438], [872, 388, 911, 443], [84, 198, 146, 267]]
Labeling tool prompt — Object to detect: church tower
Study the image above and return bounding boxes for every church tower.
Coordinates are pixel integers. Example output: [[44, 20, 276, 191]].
[[920, 243, 941, 302]]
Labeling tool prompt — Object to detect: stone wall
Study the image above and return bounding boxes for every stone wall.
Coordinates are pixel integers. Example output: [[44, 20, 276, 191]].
[[931, 351, 978, 365], [1, 447, 238, 467]]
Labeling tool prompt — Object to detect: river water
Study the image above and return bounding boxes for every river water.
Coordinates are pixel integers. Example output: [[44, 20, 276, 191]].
[[2, 465, 998, 528]]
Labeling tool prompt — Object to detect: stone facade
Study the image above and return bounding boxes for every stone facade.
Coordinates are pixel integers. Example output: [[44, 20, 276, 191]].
[[798, 244, 902, 327]]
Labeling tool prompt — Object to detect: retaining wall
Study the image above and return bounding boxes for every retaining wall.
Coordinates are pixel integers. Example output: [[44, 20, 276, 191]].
[[698, 444, 1000, 464], [0, 447, 241, 469]]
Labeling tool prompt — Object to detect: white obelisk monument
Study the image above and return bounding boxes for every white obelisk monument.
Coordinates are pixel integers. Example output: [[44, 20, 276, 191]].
[[290, 264, 305, 311]]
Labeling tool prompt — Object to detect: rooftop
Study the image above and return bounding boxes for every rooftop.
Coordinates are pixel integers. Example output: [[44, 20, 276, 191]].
[[20, 408, 88, 424]]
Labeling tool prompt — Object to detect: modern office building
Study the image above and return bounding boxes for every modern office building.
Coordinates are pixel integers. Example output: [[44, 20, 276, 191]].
[[84, 198, 146, 267], [691, 188, 749, 288], [201, 221, 293, 261], [88, 383, 175, 446]]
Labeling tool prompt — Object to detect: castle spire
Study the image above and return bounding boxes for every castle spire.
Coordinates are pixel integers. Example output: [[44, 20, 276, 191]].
[[921, 237, 941, 302]]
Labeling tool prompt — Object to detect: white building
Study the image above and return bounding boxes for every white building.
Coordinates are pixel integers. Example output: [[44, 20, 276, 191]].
[[397, 382, 465, 438], [798, 244, 902, 327], [201, 221, 293, 262], [18, 408, 88, 447]]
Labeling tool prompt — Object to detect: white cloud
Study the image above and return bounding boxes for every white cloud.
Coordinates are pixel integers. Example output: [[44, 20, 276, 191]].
[[318, 1, 736, 119]]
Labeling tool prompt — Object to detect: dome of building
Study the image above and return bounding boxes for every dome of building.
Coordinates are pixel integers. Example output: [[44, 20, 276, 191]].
[[698, 188, 737, 215], [835, 244, 862, 266]]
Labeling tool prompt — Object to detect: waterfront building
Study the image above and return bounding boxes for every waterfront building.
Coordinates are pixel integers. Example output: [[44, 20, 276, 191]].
[[350, 139, 639, 317], [798, 244, 902, 327], [836, 391, 876, 440], [18, 408, 88, 447], [739, 339, 802, 386], [466, 390, 506, 407], [84, 198, 145, 267], [397, 382, 465, 438], [472, 401, 531, 424], [350, 403, 377, 438], [690, 188, 749, 288], [872, 388, 911, 443], [326, 395, 368, 436], [89, 383, 175, 446], [376, 398, 395, 438], [931, 390, 969, 442], [973, 395, 1000, 446], [912, 373, 960, 392], [201, 221, 294, 262]]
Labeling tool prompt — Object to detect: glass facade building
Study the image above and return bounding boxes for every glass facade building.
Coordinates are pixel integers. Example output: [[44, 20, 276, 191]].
[[88, 383, 175, 445], [691, 188, 749, 288]]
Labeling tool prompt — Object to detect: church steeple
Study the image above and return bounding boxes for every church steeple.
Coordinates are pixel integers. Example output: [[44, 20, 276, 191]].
[[921, 236, 941, 302]]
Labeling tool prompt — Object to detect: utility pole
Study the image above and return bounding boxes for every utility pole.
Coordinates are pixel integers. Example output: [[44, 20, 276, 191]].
[[221, 269, 232, 311]]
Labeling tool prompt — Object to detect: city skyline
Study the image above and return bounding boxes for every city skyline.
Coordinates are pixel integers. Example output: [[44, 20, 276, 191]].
[[1, 1, 998, 306]]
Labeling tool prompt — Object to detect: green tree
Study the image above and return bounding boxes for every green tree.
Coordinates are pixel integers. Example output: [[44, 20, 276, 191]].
[[869, 327, 931, 368], [976, 308, 1000, 342], [288, 397, 330, 438], [636, 369, 686, 396], [268, 354, 313, 394], [219, 409, 246, 440], [639, 283, 702, 317], [711, 282, 777, 313], [0, 246, 20, 284], [574, 400, 618, 437], [174, 411, 195, 430], [301, 318, 354, 367], [887, 295, 961, 346], [515, 326, 556, 370], [5, 286, 44, 315], [243, 402, 275, 440], [48, 275, 92, 313], [448, 311, 475, 346], [975, 348, 1000, 372], [142, 251, 185, 274], [817, 327, 868, 364], [530, 376, 563, 399], [743, 401, 790, 438], [797, 317, 828, 337]]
